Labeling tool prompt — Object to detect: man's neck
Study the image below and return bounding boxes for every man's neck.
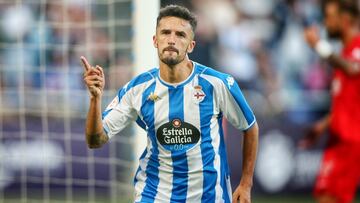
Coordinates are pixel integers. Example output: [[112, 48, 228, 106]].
[[159, 58, 193, 84]]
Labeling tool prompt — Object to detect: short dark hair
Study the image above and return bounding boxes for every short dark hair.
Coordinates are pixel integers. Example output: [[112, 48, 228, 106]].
[[340, 0, 359, 17], [321, 0, 339, 15], [156, 5, 197, 33], [321, 0, 359, 18]]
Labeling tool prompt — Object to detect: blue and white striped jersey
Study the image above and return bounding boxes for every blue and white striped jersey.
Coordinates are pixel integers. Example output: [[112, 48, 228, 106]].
[[102, 62, 256, 203]]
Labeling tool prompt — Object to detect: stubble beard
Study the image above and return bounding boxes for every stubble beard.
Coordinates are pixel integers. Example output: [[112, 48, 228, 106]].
[[327, 29, 342, 40], [160, 51, 187, 68]]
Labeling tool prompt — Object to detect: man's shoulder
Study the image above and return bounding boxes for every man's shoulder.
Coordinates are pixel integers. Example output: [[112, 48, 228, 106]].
[[125, 68, 158, 90], [196, 63, 234, 87], [116, 68, 157, 98]]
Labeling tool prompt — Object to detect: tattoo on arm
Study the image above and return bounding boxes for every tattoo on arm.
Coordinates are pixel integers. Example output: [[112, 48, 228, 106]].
[[328, 54, 360, 76]]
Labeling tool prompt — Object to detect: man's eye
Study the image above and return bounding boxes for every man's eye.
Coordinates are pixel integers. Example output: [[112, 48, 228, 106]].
[[177, 33, 186, 37], [162, 30, 171, 35]]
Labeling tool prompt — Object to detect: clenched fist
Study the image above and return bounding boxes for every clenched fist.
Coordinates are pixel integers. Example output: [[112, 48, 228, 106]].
[[81, 56, 105, 98], [304, 26, 320, 49]]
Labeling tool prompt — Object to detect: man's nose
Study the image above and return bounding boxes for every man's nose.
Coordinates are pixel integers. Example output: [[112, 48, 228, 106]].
[[167, 33, 176, 45]]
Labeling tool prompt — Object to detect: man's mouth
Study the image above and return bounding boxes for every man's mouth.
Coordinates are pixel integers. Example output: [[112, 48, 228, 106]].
[[163, 47, 179, 54]]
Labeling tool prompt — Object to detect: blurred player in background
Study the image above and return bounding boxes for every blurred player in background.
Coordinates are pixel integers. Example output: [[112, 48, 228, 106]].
[[301, 0, 360, 202], [81, 5, 258, 203]]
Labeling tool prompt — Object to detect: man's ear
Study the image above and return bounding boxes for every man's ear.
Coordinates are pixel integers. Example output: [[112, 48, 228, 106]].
[[187, 40, 196, 53], [153, 35, 158, 48]]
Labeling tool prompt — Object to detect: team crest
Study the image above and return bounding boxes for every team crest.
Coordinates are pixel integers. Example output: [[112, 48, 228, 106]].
[[192, 85, 206, 103]]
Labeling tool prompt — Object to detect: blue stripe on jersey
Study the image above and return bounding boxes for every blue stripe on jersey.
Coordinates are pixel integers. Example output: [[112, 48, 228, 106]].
[[126, 68, 157, 93], [135, 117, 147, 130], [198, 76, 217, 203], [134, 149, 148, 185], [201, 66, 255, 126], [102, 109, 112, 120], [168, 87, 189, 202], [218, 115, 231, 203], [140, 82, 160, 202], [229, 82, 255, 125]]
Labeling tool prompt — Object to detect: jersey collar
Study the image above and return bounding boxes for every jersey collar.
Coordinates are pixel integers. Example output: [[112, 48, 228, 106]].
[[157, 61, 197, 88]]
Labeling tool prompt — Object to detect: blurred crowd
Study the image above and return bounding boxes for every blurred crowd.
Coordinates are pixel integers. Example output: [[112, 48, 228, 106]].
[[167, 0, 335, 123], [0, 0, 340, 123], [0, 0, 132, 92]]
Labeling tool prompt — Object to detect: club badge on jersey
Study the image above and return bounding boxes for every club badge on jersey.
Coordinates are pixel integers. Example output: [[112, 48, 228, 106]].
[[192, 85, 206, 104]]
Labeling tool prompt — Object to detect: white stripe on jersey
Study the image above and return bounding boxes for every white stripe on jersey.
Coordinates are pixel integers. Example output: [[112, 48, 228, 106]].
[[183, 79, 203, 202], [200, 74, 249, 130], [134, 136, 154, 202], [103, 78, 155, 139], [210, 115, 225, 202], [200, 74, 226, 201]]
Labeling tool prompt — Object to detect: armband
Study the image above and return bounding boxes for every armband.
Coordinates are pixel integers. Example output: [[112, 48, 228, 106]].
[[315, 40, 333, 58]]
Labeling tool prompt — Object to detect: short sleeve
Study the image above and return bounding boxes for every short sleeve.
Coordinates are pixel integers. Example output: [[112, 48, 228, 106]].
[[218, 75, 256, 130], [102, 85, 137, 139]]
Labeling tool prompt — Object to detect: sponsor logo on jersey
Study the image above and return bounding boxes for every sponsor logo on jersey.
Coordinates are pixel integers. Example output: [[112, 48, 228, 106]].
[[157, 119, 200, 151], [227, 76, 234, 89], [192, 85, 206, 103]]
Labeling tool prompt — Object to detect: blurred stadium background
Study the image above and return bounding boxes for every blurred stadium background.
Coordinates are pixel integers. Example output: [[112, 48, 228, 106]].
[[0, 0, 359, 202]]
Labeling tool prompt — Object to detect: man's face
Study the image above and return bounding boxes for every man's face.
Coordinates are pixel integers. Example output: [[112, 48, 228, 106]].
[[153, 16, 195, 67], [324, 2, 342, 39]]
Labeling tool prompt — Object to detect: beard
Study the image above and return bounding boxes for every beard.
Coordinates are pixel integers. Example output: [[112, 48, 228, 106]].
[[159, 46, 187, 67], [160, 57, 182, 66], [160, 54, 187, 66], [327, 30, 342, 39]]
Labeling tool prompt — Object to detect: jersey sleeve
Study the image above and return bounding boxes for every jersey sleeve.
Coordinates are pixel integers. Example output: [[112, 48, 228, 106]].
[[218, 75, 256, 130], [102, 84, 137, 139]]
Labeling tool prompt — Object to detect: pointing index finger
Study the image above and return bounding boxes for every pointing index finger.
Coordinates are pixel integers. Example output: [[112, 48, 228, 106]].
[[80, 56, 91, 71]]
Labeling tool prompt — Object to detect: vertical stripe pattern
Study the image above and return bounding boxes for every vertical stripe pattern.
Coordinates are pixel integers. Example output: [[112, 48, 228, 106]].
[[139, 82, 160, 202], [154, 79, 173, 203], [168, 87, 189, 202], [103, 64, 255, 202], [198, 76, 218, 202], [184, 79, 203, 202], [218, 115, 231, 202]]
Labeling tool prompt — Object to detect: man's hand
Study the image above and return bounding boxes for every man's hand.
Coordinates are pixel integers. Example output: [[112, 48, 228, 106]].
[[232, 183, 251, 203], [81, 56, 105, 98], [304, 27, 360, 75], [304, 26, 320, 49]]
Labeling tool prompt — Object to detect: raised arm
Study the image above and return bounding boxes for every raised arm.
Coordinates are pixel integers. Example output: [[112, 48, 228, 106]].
[[232, 122, 259, 203], [81, 56, 108, 148], [304, 26, 360, 76]]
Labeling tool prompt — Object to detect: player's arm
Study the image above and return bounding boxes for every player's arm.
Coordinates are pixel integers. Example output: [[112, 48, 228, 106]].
[[304, 26, 360, 76], [299, 114, 330, 149], [327, 54, 360, 75], [81, 56, 109, 149], [232, 122, 259, 203], [215, 74, 258, 203]]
